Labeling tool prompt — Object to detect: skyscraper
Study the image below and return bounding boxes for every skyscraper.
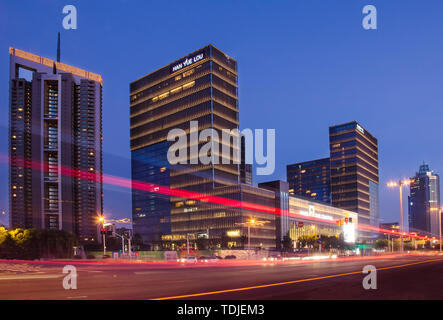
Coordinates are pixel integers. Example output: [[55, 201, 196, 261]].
[[130, 45, 241, 247], [9, 47, 103, 242], [408, 163, 441, 235], [329, 121, 379, 226], [286, 158, 331, 204]]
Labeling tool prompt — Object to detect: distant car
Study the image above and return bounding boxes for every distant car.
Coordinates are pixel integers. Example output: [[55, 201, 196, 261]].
[[293, 249, 309, 257], [199, 256, 220, 262], [224, 255, 236, 259], [178, 256, 197, 263]]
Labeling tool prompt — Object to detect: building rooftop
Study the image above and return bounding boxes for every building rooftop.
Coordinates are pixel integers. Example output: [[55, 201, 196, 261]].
[[9, 47, 102, 84]]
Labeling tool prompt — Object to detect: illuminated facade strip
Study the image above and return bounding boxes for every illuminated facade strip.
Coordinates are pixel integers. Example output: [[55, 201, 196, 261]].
[[9, 47, 103, 84]]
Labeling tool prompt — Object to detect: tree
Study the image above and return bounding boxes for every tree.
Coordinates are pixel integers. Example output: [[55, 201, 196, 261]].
[[196, 237, 208, 250], [297, 235, 317, 248], [132, 233, 145, 251], [374, 238, 389, 250], [0, 228, 77, 259], [240, 235, 247, 249], [281, 233, 293, 252], [220, 234, 230, 249]]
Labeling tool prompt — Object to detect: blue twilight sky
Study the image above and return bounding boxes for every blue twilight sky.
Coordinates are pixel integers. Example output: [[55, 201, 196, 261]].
[[0, 0, 442, 228]]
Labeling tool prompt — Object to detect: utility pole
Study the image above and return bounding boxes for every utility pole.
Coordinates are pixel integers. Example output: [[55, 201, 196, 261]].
[[187, 234, 190, 255], [128, 236, 132, 256], [99, 217, 106, 256], [387, 179, 412, 253], [248, 224, 251, 260], [439, 208, 442, 253], [399, 183, 404, 253]]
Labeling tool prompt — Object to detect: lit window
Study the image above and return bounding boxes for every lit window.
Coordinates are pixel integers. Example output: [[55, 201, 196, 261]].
[[158, 92, 169, 100], [170, 87, 182, 94], [182, 69, 194, 78], [182, 81, 195, 90]]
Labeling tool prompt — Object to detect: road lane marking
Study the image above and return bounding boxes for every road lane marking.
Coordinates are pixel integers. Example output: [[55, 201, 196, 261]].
[[151, 258, 443, 300], [0, 274, 63, 281]]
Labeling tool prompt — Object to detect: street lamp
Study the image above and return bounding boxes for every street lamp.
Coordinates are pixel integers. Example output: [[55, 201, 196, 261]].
[[387, 179, 412, 253], [98, 216, 106, 256], [235, 218, 268, 259], [437, 207, 443, 253]]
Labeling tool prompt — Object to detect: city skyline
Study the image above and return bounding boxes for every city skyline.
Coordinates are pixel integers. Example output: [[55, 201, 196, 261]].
[[1, 0, 443, 229]]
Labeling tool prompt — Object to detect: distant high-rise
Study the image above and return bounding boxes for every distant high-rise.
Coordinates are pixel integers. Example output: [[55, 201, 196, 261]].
[[329, 121, 379, 226], [9, 47, 103, 242], [408, 163, 441, 235], [286, 158, 331, 204]]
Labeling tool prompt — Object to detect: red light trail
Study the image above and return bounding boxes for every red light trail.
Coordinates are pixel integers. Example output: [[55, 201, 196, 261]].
[[0, 153, 433, 241]]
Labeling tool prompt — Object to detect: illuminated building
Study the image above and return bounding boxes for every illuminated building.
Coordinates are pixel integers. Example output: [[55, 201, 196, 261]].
[[408, 163, 441, 235], [286, 158, 331, 204], [286, 121, 379, 231], [258, 180, 290, 249], [9, 47, 103, 242], [287, 195, 358, 245], [329, 121, 379, 227], [379, 222, 399, 233], [130, 45, 242, 247]]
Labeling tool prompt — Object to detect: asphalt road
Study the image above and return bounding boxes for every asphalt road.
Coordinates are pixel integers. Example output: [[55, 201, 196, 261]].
[[1, 254, 443, 300]]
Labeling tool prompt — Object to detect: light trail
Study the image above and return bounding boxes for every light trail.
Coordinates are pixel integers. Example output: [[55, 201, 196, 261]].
[[0, 153, 433, 240]]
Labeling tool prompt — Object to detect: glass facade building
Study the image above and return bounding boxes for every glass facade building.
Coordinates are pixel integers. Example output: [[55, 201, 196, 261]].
[[131, 141, 171, 245], [286, 158, 331, 204], [130, 45, 248, 248], [329, 121, 379, 227], [408, 163, 441, 236]]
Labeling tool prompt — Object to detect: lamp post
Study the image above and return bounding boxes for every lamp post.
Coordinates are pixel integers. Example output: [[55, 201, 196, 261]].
[[98, 216, 106, 256], [387, 179, 412, 253], [235, 218, 268, 259], [439, 207, 442, 253], [247, 219, 255, 258]]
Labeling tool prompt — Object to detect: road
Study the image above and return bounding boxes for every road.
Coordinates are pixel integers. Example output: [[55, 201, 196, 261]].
[[1, 254, 443, 299]]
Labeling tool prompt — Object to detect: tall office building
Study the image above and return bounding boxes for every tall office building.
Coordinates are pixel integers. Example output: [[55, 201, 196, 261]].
[[286, 158, 331, 204], [130, 45, 242, 247], [408, 163, 441, 235], [9, 47, 103, 242], [329, 121, 379, 226]]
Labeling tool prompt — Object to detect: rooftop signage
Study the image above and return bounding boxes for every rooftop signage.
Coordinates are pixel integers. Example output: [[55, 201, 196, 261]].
[[170, 51, 205, 73]]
